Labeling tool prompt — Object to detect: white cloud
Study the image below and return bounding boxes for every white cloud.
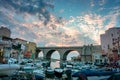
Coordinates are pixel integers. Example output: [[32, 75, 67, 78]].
[[63, 11, 119, 45], [90, 0, 95, 7], [90, 0, 106, 7], [17, 9, 119, 46], [1, 0, 119, 47]]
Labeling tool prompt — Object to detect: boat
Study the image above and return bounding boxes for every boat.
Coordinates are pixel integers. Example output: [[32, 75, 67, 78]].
[[0, 58, 20, 76], [0, 64, 20, 76], [33, 68, 45, 80], [45, 67, 55, 79], [22, 63, 37, 72], [72, 68, 116, 77], [54, 68, 64, 78]]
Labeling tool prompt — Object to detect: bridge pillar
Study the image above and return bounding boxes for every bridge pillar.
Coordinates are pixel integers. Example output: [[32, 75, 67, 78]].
[[35, 49, 41, 58], [57, 50, 67, 61]]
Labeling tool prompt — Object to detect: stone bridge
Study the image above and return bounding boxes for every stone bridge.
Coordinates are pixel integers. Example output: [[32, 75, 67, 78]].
[[35, 45, 101, 62]]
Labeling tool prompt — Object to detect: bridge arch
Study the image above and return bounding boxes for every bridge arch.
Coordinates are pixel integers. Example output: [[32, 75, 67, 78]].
[[46, 50, 59, 60], [38, 51, 44, 58], [63, 50, 80, 61], [36, 49, 42, 58]]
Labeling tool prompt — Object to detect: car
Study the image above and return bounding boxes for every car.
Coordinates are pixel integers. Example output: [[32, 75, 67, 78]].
[[107, 73, 120, 80]]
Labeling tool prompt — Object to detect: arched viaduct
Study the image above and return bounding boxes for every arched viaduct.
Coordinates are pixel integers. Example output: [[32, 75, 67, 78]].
[[35, 45, 101, 62], [36, 46, 83, 61]]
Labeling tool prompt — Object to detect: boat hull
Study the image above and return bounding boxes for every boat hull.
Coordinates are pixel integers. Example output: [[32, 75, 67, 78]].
[[0, 64, 20, 76]]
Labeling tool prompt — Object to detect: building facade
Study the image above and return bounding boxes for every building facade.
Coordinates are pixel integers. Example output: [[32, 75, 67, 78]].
[[25, 42, 36, 58], [12, 38, 27, 45], [100, 27, 120, 62], [0, 36, 13, 61], [0, 26, 11, 37], [11, 38, 27, 59], [0, 27, 12, 63], [81, 44, 102, 63]]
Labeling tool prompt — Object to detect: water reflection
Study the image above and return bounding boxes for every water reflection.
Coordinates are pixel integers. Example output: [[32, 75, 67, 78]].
[[50, 61, 60, 69]]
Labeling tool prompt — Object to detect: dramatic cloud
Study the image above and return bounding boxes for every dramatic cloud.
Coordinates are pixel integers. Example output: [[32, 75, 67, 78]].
[[0, 0, 54, 25], [63, 11, 119, 45], [0, 0, 120, 47]]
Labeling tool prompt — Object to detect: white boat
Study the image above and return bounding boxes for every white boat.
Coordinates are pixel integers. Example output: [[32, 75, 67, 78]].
[[0, 64, 20, 76], [33, 69, 45, 77], [22, 63, 37, 73]]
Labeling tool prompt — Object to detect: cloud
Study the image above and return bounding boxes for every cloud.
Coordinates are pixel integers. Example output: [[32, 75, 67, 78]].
[[90, 0, 95, 7], [63, 11, 119, 45], [1, 10, 118, 47], [0, 0, 120, 47], [0, 0, 63, 46], [8, 13, 64, 46], [0, 0, 54, 25], [90, 0, 106, 7]]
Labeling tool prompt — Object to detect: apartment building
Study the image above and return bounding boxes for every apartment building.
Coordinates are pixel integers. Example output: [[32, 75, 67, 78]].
[[100, 27, 120, 62]]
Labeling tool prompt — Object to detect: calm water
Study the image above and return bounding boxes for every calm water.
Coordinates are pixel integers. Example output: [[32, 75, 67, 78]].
[[50, 61, 60, 68]]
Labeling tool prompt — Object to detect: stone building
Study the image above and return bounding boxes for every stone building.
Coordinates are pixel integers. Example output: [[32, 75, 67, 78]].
[[25, 42, 36, 58], [81, 44, 102, 63], [0, 27, 12, 63], [100, 27, 120, 63], [11, 38, 27, 59], [0, 36, 13, 63], [0, 26, 11, 37]]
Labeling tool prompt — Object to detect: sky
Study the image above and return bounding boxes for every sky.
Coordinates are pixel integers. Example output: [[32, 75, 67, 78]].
[[0, 0, 120, 47]]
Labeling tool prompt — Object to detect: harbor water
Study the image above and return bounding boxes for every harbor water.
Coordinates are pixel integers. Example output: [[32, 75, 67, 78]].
[[0, 60, 117, 80]]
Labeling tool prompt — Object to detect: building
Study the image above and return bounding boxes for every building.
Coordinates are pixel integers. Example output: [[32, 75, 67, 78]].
[[0, 26, 37, 62], [81, 44, 102, 63], [0, 36, 13, 63], [0, 27, 12, 63], [0, 26, 11, 37], [11, 38, 27, 59], [25, 42, 36, 58], [12, 39, 37, 58], [92, 45, 103, 64], [100, 27, 120, 62], [12, 38, 27, 45]]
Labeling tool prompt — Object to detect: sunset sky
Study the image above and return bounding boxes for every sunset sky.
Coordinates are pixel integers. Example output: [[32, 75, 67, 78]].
[[0, 0, 120, 47]]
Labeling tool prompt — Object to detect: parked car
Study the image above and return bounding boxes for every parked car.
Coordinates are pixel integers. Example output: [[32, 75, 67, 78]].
[[107, 73, 120, 80]]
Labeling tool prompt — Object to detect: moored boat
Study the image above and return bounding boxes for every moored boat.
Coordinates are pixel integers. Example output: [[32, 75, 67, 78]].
[[0, 64, 20, 76]]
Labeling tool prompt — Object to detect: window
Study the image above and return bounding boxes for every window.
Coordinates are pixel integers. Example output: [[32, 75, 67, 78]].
[[108, 45, 110, 49], [111, 33, 113, 37], [112, 38, 114, 42], [118, 37, 120, 40]]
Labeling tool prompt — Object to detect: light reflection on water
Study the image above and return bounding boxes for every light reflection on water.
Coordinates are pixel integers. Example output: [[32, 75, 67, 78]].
[[50, 61, 60, 69]]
